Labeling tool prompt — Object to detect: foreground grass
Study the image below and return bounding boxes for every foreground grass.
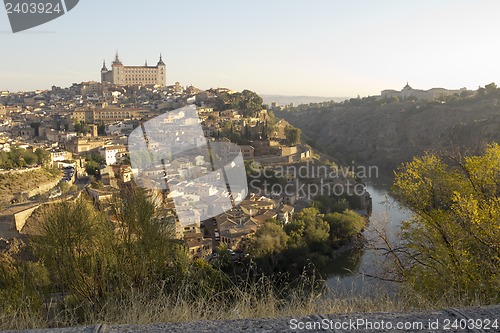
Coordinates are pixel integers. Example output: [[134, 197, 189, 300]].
[[0, 276, 494, 331]]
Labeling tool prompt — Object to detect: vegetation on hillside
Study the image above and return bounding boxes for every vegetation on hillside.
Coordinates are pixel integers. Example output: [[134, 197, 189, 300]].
[[83, 152, 105, 176], [387, 143, 500, 304], [73, 121, 92, 135], [248, 207, 366, 275], [0, 167, 60, 207], [0, 147, 50, 170], [277, 83, 500, 171], [0, 184, 370, 330], [219, 113, 279, 145], [2, 143, 500, 329], [214, 90, 264, 117], [284, 125, 301, 146]]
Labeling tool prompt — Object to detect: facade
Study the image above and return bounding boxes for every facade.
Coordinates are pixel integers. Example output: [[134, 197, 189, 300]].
[[99, 145, 127, 165], [101, 52, 166, 87], [80, 81, 103, 96], [240, 145, 255, 160], [72, 107, 147, 124], [65, 137, 106, 154], [11, 127, 35, 140], [381, 83, 466, 101], [45, 129, 78, 143], [48, 149, 73, 167]]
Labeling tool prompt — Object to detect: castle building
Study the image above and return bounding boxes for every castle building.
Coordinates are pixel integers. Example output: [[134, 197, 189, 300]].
[[381, 83, 466, 101], [101, 52, 166, 87]]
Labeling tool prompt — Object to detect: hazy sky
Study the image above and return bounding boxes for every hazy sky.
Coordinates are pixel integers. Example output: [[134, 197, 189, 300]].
[[1, 0, 500, 97]]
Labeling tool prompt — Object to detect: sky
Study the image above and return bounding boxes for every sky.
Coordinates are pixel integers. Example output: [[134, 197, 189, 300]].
[[1, 0, 500, 97]]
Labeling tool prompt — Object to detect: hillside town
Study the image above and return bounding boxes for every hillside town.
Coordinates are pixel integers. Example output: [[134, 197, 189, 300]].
[[0, 56, 372, 262]]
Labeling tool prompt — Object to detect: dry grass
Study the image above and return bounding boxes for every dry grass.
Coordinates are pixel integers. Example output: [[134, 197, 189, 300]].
[[1, 275, 481, 331], [88, 286, 498, 327], [0, 169, 59, 206]]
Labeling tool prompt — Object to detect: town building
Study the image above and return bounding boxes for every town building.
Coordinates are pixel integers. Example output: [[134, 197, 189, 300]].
[[71, 106, 148, 124], [48, 148, 73, 167], [65, 137, 106, 154], [80, 81, 103, 96], [99, 145, 127, 165]]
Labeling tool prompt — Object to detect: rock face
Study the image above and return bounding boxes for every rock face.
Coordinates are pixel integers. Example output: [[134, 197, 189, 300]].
[[277, 97, 500, 173]]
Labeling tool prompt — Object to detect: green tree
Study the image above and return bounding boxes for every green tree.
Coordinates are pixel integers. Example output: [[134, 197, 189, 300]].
[[286, 207, 329, 249], [485, 82, 497, 95], [239, 90, 264, 117], [74, 121, 91, 135], [85, 160, 100, 176], [324, 210, 364, 242], [391, 144, 500, 303], [84, 153, 105, 176], [284, 125, 301, 146], [312, 195, 355, 214], [249, 222, 289, 272], [477, 86, 486, 97], [213, 90, 264, 117], [32, 199, 113, 308], [98, 123, 106, 136], [249, 222, 289, 257], [35, 148, 50, 167], [0, 241, 50, 318], [111, 188, 189, 289]]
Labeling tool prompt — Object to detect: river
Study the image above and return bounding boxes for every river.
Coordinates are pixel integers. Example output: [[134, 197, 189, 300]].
[[324, 179, 412, 296]]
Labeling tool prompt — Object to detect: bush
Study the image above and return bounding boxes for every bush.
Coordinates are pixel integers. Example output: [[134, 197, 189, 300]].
[[391, 143, 500, 303], [324, 210, 365, 242]]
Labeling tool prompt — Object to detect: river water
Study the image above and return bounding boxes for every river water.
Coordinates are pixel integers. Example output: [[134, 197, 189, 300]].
[[324, 180, 412, 296]]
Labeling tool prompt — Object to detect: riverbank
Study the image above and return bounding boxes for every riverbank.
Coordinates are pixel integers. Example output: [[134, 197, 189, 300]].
[[330, 233, 366, 260], [324, 181, 411, 294]]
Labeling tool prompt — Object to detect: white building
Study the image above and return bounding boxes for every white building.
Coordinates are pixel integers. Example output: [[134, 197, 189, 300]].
[[99, 145, 127, 165]]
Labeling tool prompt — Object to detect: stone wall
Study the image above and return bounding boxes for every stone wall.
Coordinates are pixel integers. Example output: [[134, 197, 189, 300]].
[[23, 177, 62, 198], [13, 205, 40, 231], [0, 166, 41, 175]]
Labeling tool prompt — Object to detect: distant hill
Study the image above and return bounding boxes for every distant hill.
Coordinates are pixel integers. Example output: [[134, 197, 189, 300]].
[[260, 94, 349, 108], [276, 94, 500, 174]]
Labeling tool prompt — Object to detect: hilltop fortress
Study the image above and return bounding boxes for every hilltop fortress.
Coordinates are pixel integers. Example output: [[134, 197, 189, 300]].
[[101, 52, 166, 87], [381, 83, 466, 101]]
